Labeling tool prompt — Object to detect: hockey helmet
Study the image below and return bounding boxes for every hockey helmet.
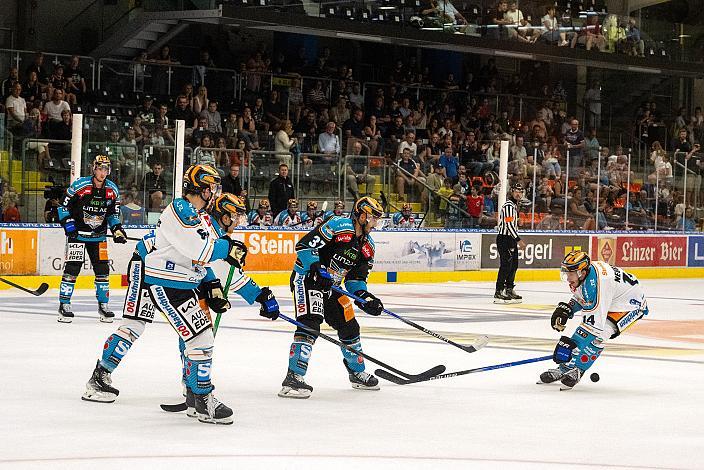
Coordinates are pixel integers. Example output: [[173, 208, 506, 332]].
[[213, 193, 247, 218], [353, 196, 383, 220], [334, 200, 344, 210], [258, 198, 271, 210], [288, 198, 298, 210], [401, 202, 412, 214], [93, 154, 111, 175], [183, 164, 221, 195], [307, 201, 318, 210], [560, 250, 591, 290]]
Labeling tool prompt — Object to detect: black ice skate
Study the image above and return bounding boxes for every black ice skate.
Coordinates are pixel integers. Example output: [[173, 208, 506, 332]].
[[194, 392, 233, 425], [82, 360, 119, 403], [493, 290, 510, 304], [186, 389, 196, 418], [278, 369, 313, 399], [504, 288, 523, 304], [98, 303, 115, 323], [537, 368, 565, 384], [560, 368, 583, 390], [58, 303, 74, 323], [344, 360, 380, 390]]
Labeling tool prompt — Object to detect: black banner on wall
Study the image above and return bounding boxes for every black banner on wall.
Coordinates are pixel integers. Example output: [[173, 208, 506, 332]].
[[481, 234, 590, 269]]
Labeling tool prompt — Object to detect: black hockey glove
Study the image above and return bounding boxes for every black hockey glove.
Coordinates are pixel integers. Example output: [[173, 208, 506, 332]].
[[224, 237, 248, 268], [552, 335, 577, 364], [201, 279, 231, 314], [256, 287, 280, 321], [112, 224, 127, 244], [354, 290, 384, 316], [61, 217, 78, 239], [551, 302, 573, 332], [307, 262, 333, 293]]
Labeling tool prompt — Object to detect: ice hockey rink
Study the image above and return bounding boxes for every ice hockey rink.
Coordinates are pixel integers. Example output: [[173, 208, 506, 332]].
[[1, 278, 703, 470]]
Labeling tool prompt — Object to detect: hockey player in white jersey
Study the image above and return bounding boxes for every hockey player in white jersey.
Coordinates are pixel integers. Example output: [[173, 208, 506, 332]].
[[300, 201, 323, 228], [247, 198, 273, 227], [539, 251, 649, 389], [275, 198, 302, 226], [82, 165, 266, 425]]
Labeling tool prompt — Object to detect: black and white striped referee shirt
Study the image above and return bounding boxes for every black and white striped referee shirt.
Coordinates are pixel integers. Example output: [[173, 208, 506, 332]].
[[497, 199, 520, 240]]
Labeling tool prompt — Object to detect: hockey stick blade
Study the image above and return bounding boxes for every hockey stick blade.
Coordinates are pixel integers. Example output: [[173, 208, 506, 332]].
[[461, 335, 490, 353], [0, 277, 49, 296], [160, 402, 188, 412], [376, 364, 446, 384], [377, 355, 553, 385]]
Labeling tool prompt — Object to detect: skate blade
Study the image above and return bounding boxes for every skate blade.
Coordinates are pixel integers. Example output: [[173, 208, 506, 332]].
[[57, 316, 73, 323], [278, 386, 311, 399], [559, 386, 575, 391], [505, 299, 522, 304], [493, 299, 508, 304], [536, 380, 560, 385], [186, 408, 197, 418], [99, 316, 114, 323], [81, 392, 116, 403], [196, 413, 233, 425], [351, 382, 380, 390]]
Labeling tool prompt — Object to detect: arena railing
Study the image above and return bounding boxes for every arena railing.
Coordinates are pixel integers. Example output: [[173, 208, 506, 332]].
[[0, 48, 96, 90]]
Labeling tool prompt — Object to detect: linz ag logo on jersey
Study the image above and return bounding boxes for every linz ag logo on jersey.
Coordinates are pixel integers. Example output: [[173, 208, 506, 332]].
[[335, 232, 353, 243], [361, 243, 373, 258]]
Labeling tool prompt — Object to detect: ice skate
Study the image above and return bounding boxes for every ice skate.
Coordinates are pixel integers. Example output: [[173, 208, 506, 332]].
[[98, 303, 115, 323], [186, 389, 196, 418], [537, 367, 564, 384], [504, 288, 523, 304], [194, 392, 233, 425], [344, 360, 380, 390], [560, 368, 583, 390], [58, 303, 74, 323], [278, 369, 313, 399], [493, 290, 510, 304], [82, 360, 119, 403]]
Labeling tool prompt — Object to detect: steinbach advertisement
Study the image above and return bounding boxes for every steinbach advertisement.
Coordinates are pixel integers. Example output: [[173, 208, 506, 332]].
[[481, 234, 590, 269]]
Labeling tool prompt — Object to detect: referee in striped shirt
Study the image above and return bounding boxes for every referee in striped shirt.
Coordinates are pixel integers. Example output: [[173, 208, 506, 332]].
[[495, 182, 527, 303]]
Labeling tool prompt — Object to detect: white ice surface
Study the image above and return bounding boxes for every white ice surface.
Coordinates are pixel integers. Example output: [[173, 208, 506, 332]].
[[1, 279, 703, 470]]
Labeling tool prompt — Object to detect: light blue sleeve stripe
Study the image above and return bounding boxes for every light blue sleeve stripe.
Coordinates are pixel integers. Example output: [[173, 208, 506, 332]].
[[210, 238, 230, 262], [203, 267, 216, 282], [345, 279, 367, 294], [234, 280, 261, 305]]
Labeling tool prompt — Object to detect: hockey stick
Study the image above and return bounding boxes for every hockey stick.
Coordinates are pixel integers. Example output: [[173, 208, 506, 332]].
[[376, 355, 552, 385], [278, 312, 446, 380], [332, 286, 489, 354], [105, 233, 142, 242], [0, 277, 49, 296]]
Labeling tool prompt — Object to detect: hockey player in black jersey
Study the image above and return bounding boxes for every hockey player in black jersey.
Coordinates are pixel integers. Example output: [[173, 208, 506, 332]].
[[279, 196, 385, 398]]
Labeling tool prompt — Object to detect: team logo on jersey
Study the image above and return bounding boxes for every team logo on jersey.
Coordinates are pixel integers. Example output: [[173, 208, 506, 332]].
[[166, 261, 175, 270], [335, 233, 353, 243]]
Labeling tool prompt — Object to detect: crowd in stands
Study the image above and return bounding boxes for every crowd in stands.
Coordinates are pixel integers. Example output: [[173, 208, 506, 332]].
[[1, 44, 702, 231]]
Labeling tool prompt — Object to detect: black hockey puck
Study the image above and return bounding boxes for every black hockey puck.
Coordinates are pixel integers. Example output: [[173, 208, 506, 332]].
[[590, 372, 600, 382]]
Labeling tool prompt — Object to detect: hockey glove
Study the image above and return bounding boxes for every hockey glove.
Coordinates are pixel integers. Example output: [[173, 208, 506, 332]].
[[553, 336, 577, 364], [62, 217, 78, 239], [551, 302, 573, 332], [354, 290, 384, 316], [307, 262, 333, 293], [201, 279, 231, 314], [112, 224, 128, 244], [224, 237, 248, 268], [256, 287, 280, 321]]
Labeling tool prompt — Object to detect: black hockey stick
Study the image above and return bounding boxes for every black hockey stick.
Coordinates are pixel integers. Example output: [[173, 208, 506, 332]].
[[0, 277, 49, 296], [161, 311, 447, 413], [332, 286, 490, 354], [105, 233, 143, 242], [278, 312, 446, 380], [376, 355, 552, 385]]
